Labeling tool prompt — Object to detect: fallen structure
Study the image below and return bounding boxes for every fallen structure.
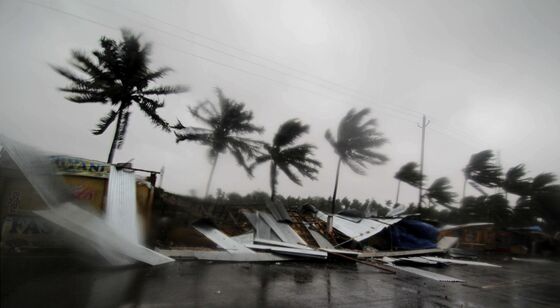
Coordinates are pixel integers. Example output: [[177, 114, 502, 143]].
[[0, 136, 173, 266]]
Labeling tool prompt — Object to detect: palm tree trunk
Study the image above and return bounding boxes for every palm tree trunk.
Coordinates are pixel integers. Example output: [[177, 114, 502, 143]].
[[395, 180, 401, 205], [331, 158, 342, 214], [205, 155, 219, 198], [462, 176, 467, 205], [107, 109, 123, 164], [328, 158, 342, 232], [270, 162, 277, 201]]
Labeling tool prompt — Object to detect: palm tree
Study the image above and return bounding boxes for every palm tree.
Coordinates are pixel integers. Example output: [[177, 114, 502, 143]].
[[462, 150, 502, 202], [424, 177, 457, 210], [173, 88, 263, 198], [52, 29, 187, 163], [503, 164, 532, 198], [250, 119, 321, 201], [325, 108, 388, 222], [394, 162, 424, 205]]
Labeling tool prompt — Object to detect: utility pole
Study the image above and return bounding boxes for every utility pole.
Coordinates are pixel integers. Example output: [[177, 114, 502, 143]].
[[417, 115, 430, 209]]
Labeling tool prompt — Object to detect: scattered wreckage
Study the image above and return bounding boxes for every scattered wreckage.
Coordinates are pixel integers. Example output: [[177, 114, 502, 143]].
[[1, 137, 503, 284], [155, 198, 502, 283]]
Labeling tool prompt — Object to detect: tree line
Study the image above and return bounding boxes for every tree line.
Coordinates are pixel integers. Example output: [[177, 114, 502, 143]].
[[52, 29, 560, 231]]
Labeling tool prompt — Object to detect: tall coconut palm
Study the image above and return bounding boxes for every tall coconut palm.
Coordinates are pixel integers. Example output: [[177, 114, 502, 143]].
[[394, 161, 424, 205], [250, 119, 321, 201], [325, 108, 388, 220], [462, 150, 502, 201], [424, 177, 457, 210], [52, 29, 187, 163], [173, 88, 263, 198]]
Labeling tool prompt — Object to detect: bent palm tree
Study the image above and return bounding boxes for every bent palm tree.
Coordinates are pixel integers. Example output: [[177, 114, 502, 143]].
[[325, 108, 388, 218], [503, 164, 532, 197], [52, 29, 187, 163], [173, 88, 263, 198], [250, 119, 321, 200], [424, 177, 457, 210], [462, 150, 502, 201], [394, 162, 424, 205]]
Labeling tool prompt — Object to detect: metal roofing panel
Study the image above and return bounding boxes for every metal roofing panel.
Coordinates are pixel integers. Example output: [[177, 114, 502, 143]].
[[246, 244, 327, 259], [36, 203, 174, 266], [316, 211, 402, 242], [388, 264, 464, 282], [259, 211, 307, 245], [253, 238, 313, 250], [192, 222, 254, 253], [106, 166, 139, 244], [422, 257, 501, 268], [307, 228, 334, 249], [265, 199, 292, 223]]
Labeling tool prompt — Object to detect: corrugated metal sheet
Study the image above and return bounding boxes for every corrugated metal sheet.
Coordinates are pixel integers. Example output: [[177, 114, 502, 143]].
[[106, 166, 140, 244], [422, 257, 501, 268], [383, 257, 463, 282], [36, 203, 174, 266], [316, 210, 402, 242], [259, 211, 307, 245], [241, 210, 282, 242], [157, 249, 293, 262], [265, 199, 292, 223], [192, 222, 254, 253], [246, 244, 327, 259], [306, 227, 334, 249], [253, 238, 313, 250], [388, 264, 464, 282]]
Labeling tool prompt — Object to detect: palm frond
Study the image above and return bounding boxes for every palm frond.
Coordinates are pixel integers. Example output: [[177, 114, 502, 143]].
[[277, 163, 302, 185], [325, 108, 388, 175], [426, 177, 457, 208], [143, 85, 189, 95], [533, 173, 557, 191], [395, 162, 424, 188], [464, 150, 502, 188], [92, 110, 118, 135], [137, 97, 170, 131], [273, 119, 309, 147], [248, 154, 272, 171]]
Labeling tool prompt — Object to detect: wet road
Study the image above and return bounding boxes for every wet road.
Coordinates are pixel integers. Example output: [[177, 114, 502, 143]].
[[2, 255, 560, 307]]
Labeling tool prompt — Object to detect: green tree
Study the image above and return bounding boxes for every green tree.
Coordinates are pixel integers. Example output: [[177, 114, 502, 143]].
[[52, 29, 187, 163], [173, 88, 263, 197], [325, 108, 388, 216], [394, 161, 424, 205], [250, 119, 321, 201], [462, 150, 502, 201]]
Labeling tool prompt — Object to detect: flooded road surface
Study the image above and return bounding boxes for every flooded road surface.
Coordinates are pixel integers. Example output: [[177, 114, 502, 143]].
[[2, 255, 560, 307]]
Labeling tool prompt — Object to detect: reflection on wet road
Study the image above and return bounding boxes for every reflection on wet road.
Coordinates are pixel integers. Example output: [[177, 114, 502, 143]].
[[2, 256, 560, 307]]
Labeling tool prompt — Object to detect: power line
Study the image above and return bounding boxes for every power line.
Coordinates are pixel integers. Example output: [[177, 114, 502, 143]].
[[79, 0, 423, 120], [81, 0, 484, 147], [25, 0, 481, 148]]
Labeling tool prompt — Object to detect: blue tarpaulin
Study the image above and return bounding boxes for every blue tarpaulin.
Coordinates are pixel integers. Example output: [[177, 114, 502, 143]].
[[388, 219, 438, 250]]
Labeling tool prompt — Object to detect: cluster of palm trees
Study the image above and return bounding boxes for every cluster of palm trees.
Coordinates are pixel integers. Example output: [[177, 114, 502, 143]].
[[393, 149, 559, 229], [53, 30, 389, 209], [393, 162, 457, 210], [461, 150, 560, 228], [53, 30, 559, 230]]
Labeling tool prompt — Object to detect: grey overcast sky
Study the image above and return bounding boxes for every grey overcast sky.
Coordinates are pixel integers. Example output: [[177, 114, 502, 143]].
[[1, 0, 559, 205]]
